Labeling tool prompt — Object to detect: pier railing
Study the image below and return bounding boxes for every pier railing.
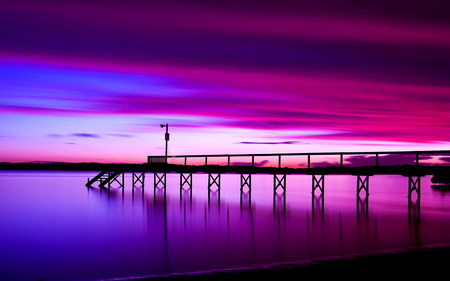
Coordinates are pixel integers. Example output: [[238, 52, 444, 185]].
[[148, 150, 450, 168]]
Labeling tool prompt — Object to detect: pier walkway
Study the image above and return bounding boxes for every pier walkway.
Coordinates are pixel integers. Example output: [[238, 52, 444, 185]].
[[86, 150, 450, 199]]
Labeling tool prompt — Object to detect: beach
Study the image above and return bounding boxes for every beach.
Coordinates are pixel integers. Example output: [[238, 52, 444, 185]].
[[121, 245, 450, 280]]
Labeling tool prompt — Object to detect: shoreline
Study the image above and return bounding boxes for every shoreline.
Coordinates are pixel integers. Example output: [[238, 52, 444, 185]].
[[1, 162, 449, 176], [105, 244, 450, 280]]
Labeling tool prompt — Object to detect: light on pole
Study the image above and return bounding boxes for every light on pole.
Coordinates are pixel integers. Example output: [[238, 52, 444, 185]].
[[160, 124, 169, 162]]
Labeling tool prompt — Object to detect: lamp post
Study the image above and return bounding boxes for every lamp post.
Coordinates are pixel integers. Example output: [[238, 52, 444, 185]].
[[160, 124, 169, 163]]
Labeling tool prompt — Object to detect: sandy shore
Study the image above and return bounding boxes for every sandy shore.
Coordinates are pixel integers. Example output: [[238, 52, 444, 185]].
[[113, 244, 450, 280]]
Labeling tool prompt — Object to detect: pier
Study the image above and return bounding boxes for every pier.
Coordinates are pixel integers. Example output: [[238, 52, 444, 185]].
[[86, 150, 450, 199]]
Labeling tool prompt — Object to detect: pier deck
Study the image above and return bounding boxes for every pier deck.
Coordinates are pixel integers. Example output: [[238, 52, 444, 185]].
[[86, 149, 450, 198]]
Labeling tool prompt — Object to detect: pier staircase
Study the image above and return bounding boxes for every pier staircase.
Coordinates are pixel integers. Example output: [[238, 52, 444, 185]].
[[86, 171, 123, 188]]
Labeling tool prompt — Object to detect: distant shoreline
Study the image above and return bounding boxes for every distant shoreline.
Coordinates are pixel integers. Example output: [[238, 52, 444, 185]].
[[1, 162, 449, 176], [0, 162, 147, 171]]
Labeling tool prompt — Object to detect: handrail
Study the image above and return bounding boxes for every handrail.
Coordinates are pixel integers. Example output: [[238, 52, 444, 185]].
[[148, 150, 450, 168]]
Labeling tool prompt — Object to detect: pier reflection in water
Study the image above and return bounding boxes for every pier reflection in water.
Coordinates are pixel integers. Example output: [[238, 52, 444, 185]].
[[1, 171, 450, 281]]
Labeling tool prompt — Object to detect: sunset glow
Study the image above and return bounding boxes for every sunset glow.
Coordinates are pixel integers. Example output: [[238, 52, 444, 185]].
[[1, 0, 449, 163]]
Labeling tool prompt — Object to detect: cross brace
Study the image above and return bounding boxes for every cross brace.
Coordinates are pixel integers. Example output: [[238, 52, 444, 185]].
[[408, 176, 421, 198], [208, 173, 221, 190], [274, 174, 286, 193], [154, 173, 166, 189], [99, 171, 124, 188], [356, 175, 370, 196], [180, 173, 193, 189], [132, 172, 145, 187], [312, 175, 325, 194], [240, 174, 252, 191]]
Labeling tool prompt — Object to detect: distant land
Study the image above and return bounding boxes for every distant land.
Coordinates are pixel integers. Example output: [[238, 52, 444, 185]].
[[0, 162, 449, 177], [0, 162, 146, 171]]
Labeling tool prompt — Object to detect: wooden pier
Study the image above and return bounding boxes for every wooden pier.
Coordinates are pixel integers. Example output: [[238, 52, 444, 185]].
[[86, 150, 450, 200]]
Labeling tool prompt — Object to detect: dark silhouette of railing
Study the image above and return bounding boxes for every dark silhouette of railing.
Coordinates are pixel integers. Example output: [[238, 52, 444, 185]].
[[148, 150, 450, 168]]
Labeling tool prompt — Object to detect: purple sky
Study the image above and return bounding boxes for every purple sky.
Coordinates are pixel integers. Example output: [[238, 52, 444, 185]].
[[1, 0, 450, 164]]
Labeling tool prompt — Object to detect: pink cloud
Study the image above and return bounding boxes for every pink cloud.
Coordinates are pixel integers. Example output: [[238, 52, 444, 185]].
[[2, 56, 449, 145]]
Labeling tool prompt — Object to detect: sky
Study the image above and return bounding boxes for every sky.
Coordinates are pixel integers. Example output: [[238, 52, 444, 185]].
[[1, 0, 450, 164]]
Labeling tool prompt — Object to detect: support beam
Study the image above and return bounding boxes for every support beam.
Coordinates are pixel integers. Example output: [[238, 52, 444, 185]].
[[408, 176, 422, 198], [154, 173, 166, 189], [115, 172, 125, 188], [180, 173, 193, 190], [99, 171, 124, 188], [312, 174, 325, 194], [240, 174, 252, 191], [274, 174, 286, 193], [208, 173, 221, 190], [356, 175, 371, 196], [132, 172, 145, 187]]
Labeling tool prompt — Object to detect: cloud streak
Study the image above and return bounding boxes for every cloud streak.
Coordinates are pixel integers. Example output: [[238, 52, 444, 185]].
[[239, 141, 304, 145], [231, 160, 269, 167], [4, 60, 450, 145], [48, 133, 100, 139]]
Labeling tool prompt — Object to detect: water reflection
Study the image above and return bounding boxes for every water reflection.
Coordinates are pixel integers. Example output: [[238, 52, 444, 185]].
[[273, 192, 286, 215], [1, 172, 449, 281], [312, 193, 324, 219], [357, 194, 369, 220], [240, 189, 252, 210], [408, 196, 420, 222]]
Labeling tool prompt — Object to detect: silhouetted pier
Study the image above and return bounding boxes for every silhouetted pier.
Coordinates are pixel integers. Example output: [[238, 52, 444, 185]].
[[86, 150, 450, 200]]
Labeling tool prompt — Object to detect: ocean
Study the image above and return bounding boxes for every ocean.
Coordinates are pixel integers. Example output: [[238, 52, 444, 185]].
[[1, 171, 450, 280]]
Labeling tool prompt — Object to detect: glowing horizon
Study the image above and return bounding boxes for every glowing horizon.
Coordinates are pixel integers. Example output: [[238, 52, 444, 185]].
[[1, 0, 450, 163]]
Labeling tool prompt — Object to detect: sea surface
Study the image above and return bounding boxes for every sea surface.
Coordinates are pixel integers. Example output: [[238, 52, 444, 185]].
[[1, 171, 450, 280]]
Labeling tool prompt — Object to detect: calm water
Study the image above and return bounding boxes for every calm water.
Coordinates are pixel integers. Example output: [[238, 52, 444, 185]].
[[1, 171, 450, 280]]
